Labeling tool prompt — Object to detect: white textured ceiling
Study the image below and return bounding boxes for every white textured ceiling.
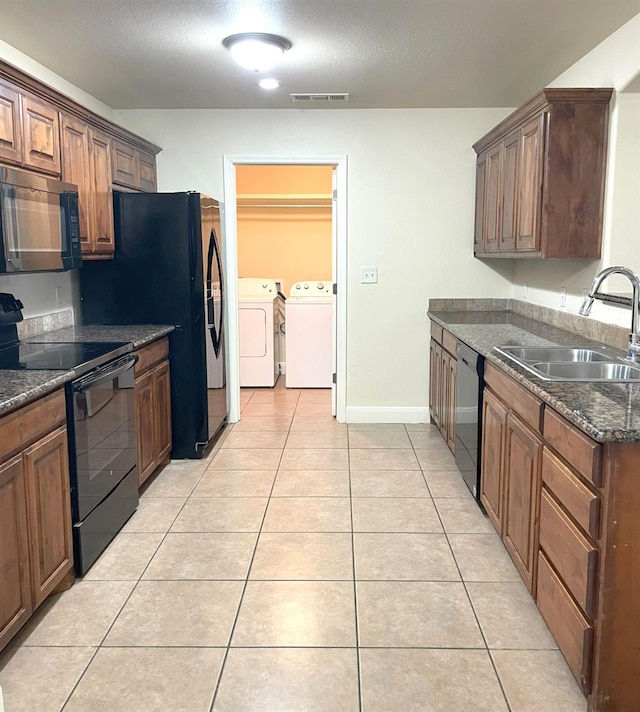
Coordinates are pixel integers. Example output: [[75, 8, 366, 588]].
[[0, 0, 638, 109]]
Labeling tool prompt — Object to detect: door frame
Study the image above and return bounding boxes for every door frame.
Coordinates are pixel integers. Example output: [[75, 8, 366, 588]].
[[222, 154, 348, 423]]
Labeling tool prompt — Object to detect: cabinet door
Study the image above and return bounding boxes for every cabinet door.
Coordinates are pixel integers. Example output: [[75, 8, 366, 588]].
[[474, 153, 487, 254], [445, 355, 457, 453], [480, 389, 507, 533], [439, 349, 450, 440], [430, 341, 442, 428], [61, 114, 92, 252], [516, 114, 545, 252], [0, 80, 22, 166], [154, 360, 172, 464], [88, 128, 115, 255], [502, 412, 542, 593], [138, 149, 157, 192], [23, 426, 73, 608], [111, 138, 139, 189], [135, 370, 157, 486], [500, 130, 519, 252], [0, 455, 32, 651], [483, 143, 502, 252], [21, 94, 61, 175]]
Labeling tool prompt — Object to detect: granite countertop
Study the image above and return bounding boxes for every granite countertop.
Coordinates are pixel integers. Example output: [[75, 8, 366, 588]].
[[428, 309, 640, 444], [0, 325, 174, 418]]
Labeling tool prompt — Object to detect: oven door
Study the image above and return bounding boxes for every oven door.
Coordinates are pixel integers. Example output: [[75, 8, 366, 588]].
[[69, 354, 138, 521]]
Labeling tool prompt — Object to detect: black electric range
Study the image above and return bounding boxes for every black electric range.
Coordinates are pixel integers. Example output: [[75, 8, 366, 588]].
[[0, 340, 132, 375]]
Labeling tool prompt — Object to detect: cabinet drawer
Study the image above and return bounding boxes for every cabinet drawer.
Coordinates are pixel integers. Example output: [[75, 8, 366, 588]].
[[537, 552, 593, 693], [542, 448, 599, 539], [544, 409, 601, 487], [539, 488, 597, 617], [430, 321, 443, 344], [484, 362, 543, 434], [442, 329, 457, 357], [135, 337, 169, 374]]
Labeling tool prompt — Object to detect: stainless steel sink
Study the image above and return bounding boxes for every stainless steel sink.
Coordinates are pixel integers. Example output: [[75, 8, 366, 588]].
[[494, 345, 640, 381], [496, 346, 614, 363]]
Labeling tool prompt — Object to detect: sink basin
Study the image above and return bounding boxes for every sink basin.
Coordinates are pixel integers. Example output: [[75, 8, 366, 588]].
[[531, 362, 640, 381], [496, 346, 613, 363]]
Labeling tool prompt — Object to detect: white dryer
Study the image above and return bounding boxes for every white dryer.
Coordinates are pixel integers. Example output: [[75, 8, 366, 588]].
[[238, 278, 278, 387], [285, 280, 333, 388]]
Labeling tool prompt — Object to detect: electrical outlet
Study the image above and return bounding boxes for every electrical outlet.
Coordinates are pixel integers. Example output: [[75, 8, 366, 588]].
[[361, 267, 378, 284], [560, 287, 566, 308]]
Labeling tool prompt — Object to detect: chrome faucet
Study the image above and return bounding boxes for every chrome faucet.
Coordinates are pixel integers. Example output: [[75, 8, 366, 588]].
[[579, 265, 640, 363]]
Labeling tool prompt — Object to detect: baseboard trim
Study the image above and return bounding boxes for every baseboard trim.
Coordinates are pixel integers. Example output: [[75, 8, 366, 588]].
[[344, 406, 430, 424]]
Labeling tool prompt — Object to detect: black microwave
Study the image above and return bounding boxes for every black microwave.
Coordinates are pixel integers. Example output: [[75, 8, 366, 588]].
[[0, 166, 82, 273]]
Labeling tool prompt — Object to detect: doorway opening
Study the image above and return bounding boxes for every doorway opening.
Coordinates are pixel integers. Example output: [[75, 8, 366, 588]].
[[222, 155, 347, 423]]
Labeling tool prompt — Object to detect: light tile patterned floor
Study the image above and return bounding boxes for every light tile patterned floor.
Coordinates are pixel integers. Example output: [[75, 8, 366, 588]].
[[0, 381, 587, 711]]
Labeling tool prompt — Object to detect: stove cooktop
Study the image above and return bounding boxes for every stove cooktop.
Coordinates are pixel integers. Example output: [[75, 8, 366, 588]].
[[0, 341, 132, 376]]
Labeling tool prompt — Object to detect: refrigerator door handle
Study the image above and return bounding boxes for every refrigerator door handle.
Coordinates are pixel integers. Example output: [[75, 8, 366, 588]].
[[206, 227, 224, 358]]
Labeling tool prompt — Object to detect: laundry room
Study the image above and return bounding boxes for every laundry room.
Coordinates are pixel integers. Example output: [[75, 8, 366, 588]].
[[236, 164, 334, 389]]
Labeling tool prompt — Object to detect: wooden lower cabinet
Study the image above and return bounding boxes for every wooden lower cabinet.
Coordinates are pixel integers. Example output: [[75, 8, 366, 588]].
[[480, 388, 507, 532], [428, 324, 457, 454], [134, 339, 172, 487], [0, 393, 74, 653]]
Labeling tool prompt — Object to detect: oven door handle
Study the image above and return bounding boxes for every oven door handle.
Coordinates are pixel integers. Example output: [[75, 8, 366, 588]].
[[73, 354, 138, 393]]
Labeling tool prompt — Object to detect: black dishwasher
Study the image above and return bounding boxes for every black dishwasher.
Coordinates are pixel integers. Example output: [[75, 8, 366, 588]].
[[455, 342, 484, 501]]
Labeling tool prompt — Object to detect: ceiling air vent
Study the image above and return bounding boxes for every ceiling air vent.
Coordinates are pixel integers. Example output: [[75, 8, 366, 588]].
[[290, 93, 350, 103]]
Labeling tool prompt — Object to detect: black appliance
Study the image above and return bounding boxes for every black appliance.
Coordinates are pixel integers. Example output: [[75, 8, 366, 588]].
[[0, 166, 82, 273], [79, 191, 227, 458], [455, 341, 485, 501], [0, 293, 138, 575]]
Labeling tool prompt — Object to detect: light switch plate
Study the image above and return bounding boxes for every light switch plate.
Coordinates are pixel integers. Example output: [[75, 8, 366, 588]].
[[361, 267, 378, 284]]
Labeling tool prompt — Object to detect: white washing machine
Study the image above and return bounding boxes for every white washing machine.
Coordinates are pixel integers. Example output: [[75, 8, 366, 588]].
[[238, 278, 278, 387], [285, 280, 333, 388]]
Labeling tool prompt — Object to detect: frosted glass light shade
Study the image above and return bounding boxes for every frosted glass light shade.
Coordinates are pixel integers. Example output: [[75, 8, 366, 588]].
[[223, 33, 291, 72]]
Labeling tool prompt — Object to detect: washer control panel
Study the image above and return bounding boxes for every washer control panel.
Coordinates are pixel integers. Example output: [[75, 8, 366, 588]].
[[290, 281, 333, 298]]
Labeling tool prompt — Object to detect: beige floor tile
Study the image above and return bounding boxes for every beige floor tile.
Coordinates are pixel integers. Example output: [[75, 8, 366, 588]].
[[285, 430, 348, 448], [272, 469, 350, 496], [232, 415, 293, 431], [491, 650, 587, 712], [249, 390, 300, 404], [121, 497, 186, 533], [405, 423, 439, 431], [407, 428, 449, 448], [449, 533, 522, 582], [14, 581, 134, 646], [357, 581, 484, 647], [83, 532, 164, 580], [348, 429, 412, 448], [64, 647, 224, 712], [214, 648, 359, 712], [0, 646, 95, 712], [348, 424, 406, 432], [297, 389, 332, 404], [424, 469, 473, 497], [250, 532, 353, 579], [170, 497, 268, 532], [434, 497, 495, 533], [280, 447, 349, 470], [350, 448, 419, 470], [221, 430, 288, 449], [141, 467, 204, 498], [290, 415, 345, 431], [352, 497, 443, 533], [232, 581, 356, 646], [192, 469, 277, 497], [293, 401, 334, 417], [209, 448, 283, 470], [360, 649, 509, 712], [143, 533, 257, 580], [263, 497, 352, 532], [467, 581, 558, 649], [350, 470, 429, 497], [104, 580, 243, 646], [354, 533, 459, 580], [415, 447, 458, 470], [241, 402, 297, 418]]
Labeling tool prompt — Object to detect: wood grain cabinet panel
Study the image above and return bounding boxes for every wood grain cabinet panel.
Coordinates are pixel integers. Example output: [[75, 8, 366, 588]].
[[61, 114, 92, 250], [111, 138, 138, 189], [516, 115, 545, 252], [88, 128, 115, 255], [21, 94, 60, 174], [0, 79, 22, 165], [135, 369, 157, 485], [500, 130, 519, 252], [138, 149, 157, 191], [480, 388, 507, 534], [428, 326, 456, 455]]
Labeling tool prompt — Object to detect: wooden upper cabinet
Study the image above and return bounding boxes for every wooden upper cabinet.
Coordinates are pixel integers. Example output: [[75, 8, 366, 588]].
[[138, 149, 157, 191], [21, 94, 61, 175], [111, 138, 138, 188], [0, 79, 22, 166], [473, 88, 612, 259], [88, 128, 115, 255], [61, 114, 91, 248]]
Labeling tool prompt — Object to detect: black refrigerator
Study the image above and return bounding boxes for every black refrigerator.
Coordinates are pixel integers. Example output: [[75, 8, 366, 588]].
[[80, 191, 227, 458]]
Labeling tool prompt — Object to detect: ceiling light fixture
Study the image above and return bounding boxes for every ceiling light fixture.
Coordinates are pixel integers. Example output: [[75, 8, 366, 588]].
[[223, 33, 291, 72], [258, 78, 282, 90]]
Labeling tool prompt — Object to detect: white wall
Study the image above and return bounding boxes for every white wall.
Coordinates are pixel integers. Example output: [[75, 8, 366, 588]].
[[512, 13, 640, 329], [117, 107, 513, 414], [0, 39, 115, 321]]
